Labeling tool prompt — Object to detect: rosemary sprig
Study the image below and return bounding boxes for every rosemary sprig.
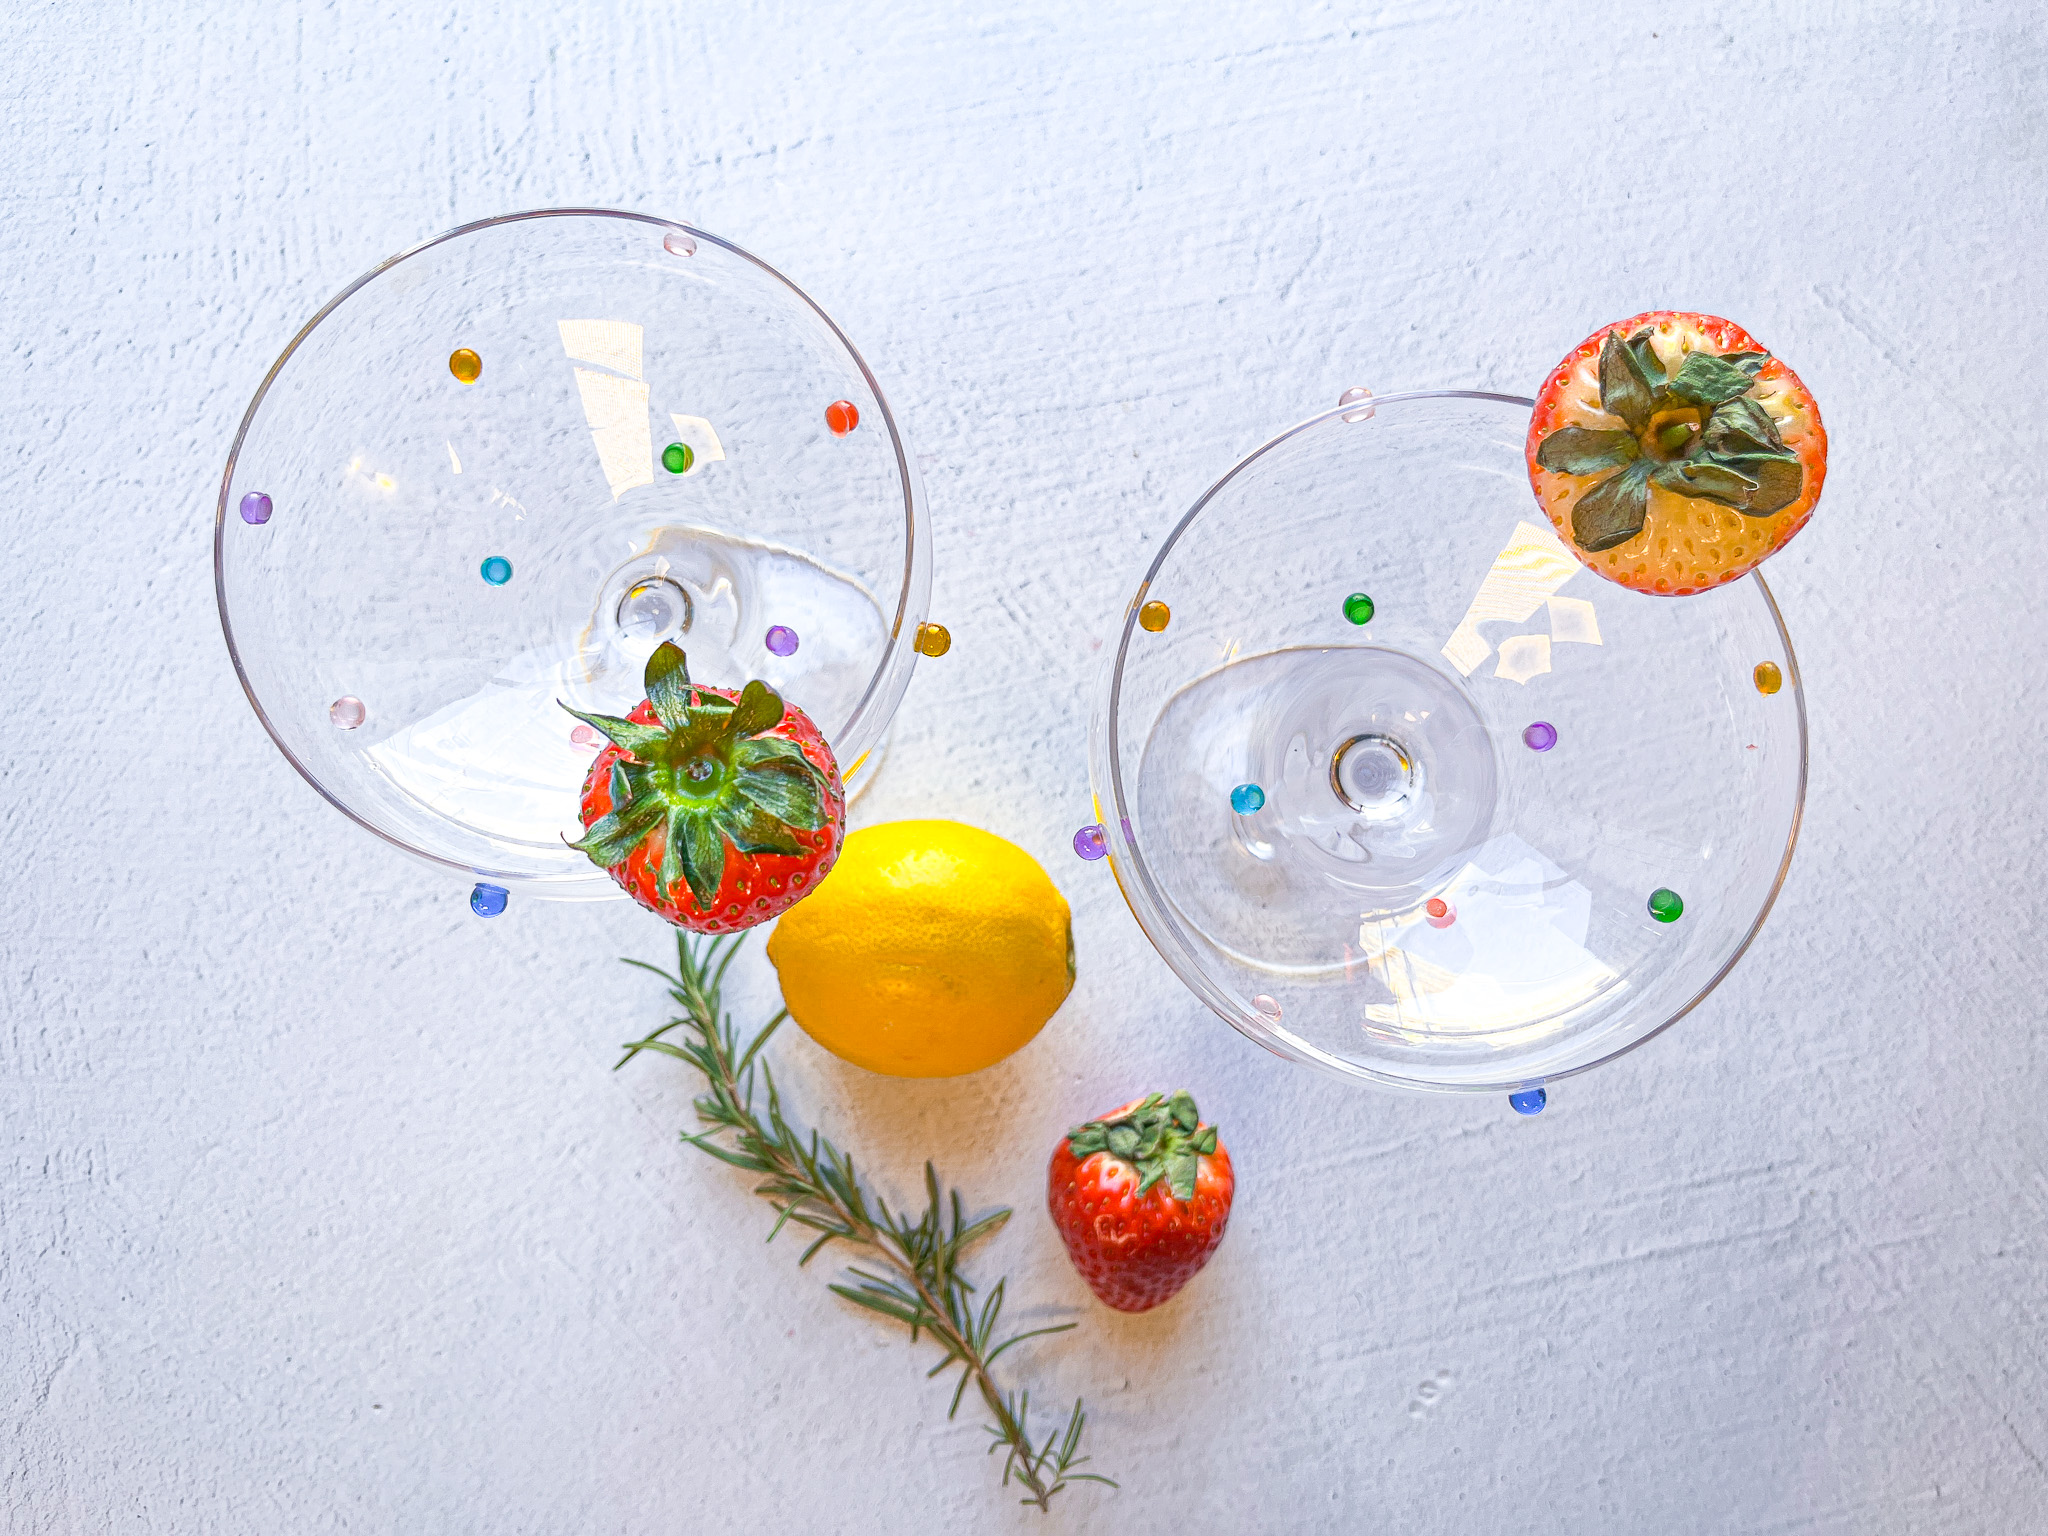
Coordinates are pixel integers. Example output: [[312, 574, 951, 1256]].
[[618, 931, 1116, 1512]]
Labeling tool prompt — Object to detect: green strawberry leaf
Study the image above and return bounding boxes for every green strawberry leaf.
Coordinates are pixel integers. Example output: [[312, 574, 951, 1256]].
[[644, 642, 694, 730], [608, 759, 632, 809], [1650, 459, 1758, 509], [568, 799, 665, 868], [1666, 351, 1765, 410], [712, 797, 808, 857], [656, 808, 687, 900], [1167, 1090, 1200, 1134], [559, 705, 671, 760], [1571, 460, 1653, 551], [1165, 1152, 1198, 1203], [1625, 327, 1668, 392], [1067, 1126, 1108, 1158], [1194, 1127, 1217, 1155], [729, 679, 786, 739], [1701, 396, 1787, 458], [735, 762, 827, 829], [1536, 426, 1641, 476], [1721, 350, 1769, 376], [1597, 331, 1655, 433], [733, 735, 813, 771], [1723, 452, 1804, 516], [674, 813, 727, 910], [1106, 1124, 1140, 1159]]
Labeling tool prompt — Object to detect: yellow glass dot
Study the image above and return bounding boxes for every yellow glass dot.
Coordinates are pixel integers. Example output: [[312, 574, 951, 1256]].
[[1754, 661, 1783, 695], [1138, 600, 1171, 633], [449, 348, 482, 384], [914, 622, 951, 658]]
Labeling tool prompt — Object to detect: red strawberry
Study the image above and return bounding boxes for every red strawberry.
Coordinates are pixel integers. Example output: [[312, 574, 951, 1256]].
[[564, 641, 845, 932], [1527, 311, 1827, 595], [1048, 1091, 1234, 1313]]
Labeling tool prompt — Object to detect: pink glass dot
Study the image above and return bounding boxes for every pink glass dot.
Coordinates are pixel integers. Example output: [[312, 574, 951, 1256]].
[[663, 231, 697, 257], [1523, 721, 1558, 752], [329, 696, 366, 730], [1073, 824, 1107, 861], [571, 724, 601, 748], [1252, 994, 1282, 1020], [765, 625, 799, 657]]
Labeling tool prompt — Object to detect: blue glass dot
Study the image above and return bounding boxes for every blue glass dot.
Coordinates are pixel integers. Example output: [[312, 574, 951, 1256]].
[[470, 882, 508, 917], [1073, 824, 1107, 861], [1509, 1085, 1547, 1116], [1230, 783, 1266, 815], [480, 556, 513, 586]]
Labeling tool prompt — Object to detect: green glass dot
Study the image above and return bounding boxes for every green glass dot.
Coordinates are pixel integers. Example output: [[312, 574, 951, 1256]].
[[661, 442, 694, 475], [1648, 887, 1684, 923], [479, 555, 512, 586], [1343, 592, 1375, 625]]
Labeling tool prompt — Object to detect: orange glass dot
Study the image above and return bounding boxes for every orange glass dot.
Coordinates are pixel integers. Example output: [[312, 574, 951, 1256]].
[[1754, 661, 1783, 695], [449, 348, 482, 384], [1138, 601, 1170, 633], [826, 399, 859, 436]]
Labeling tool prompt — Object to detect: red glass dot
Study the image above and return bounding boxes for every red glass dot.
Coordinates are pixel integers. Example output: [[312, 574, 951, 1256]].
[[1426, 898, 1448, 918], [825, 399, 860, 436]]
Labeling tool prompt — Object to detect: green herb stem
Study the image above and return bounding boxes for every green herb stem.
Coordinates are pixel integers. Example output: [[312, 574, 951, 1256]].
[[618, 932, 1115, 1512]]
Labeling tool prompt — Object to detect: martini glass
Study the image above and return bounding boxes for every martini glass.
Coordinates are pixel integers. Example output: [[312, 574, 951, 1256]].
[[1086, 389, 1805, 1100], [216, 210, 934, 905]]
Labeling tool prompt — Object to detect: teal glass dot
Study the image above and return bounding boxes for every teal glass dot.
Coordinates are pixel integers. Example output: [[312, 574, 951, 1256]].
[[662, 441, 694, 475], [1648, 887, 1684, 923], [1230, 783, 1265, 814], [480, 555, 513, 586], [1343, 592, 1375, 625]]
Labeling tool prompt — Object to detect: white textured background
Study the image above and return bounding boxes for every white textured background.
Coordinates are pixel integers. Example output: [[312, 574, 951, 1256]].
[[6, 3, 2046, 1531]]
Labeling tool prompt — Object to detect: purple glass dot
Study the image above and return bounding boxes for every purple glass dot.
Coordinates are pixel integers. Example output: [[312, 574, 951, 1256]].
[[1073, 824, 1107, 861], [239, 491, 273, 525], [1522, 721, 1558, 752], [765, 625, 800, 657]]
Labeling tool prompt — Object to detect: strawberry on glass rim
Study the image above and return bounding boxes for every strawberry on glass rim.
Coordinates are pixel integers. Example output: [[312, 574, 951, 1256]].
[[561, 641, 844, 931], [1527, 311, 1827, 595]]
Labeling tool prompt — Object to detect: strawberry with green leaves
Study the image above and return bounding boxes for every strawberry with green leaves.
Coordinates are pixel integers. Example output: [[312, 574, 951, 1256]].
[[1527, 311, 1827, 595], [563, 641, 844, 932], [1048, 1091, 1234, 1314]]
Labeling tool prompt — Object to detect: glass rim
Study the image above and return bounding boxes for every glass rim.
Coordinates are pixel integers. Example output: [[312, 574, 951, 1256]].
[[1090, 388, 1809, 1093], [213, 207, 928, 884]]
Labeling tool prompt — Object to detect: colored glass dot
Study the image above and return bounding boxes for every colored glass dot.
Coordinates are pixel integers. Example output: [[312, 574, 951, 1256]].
[[1138, 600, 1171, 633], [663, 231, 697, 258], [1342, 593, 1375, 625], [1648, 887, 1685, 923], [914, 622, 952, 658], [1509, 1085, 1548, 1116], [1523, 720, 1558, 752], [329, 696, 365, 730], [765, 625, 800, 657], [480, 555, 513, 586], [1073, 824, 1107, 861], [826, 399, 860, 436], [571, 724, 601, 748], [662, 441, 695, 475], [1425, 897, 1457, 928], [1252, 994, 1282, 1021], [469, 882, 508, 918], [1230, 783, 1265, 815], [1338, 386, 1375, 423], [449, 348, 482, 384], [238, 491, 272, 525], [1754, 661, 1783, 695]]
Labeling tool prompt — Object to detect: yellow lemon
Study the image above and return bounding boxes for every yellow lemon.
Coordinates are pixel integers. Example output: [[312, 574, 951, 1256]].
[[765, 820, 1074, 1077]]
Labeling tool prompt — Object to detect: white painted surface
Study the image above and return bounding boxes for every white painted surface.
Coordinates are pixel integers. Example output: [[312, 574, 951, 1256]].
[[6, 4, 2045, 1531]]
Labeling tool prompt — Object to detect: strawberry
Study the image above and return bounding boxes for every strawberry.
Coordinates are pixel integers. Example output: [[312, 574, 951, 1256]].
[[1527, 311, 1827, 595], [1048, 1091, 1234, 1313], [563, 641, 845, 932]]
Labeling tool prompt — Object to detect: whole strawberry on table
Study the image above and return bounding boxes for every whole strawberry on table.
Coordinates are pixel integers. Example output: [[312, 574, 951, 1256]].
[[563, 640, 845, 931], [1527, 310, 1827, 595], [1049, 1091, 1235, 1313]]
